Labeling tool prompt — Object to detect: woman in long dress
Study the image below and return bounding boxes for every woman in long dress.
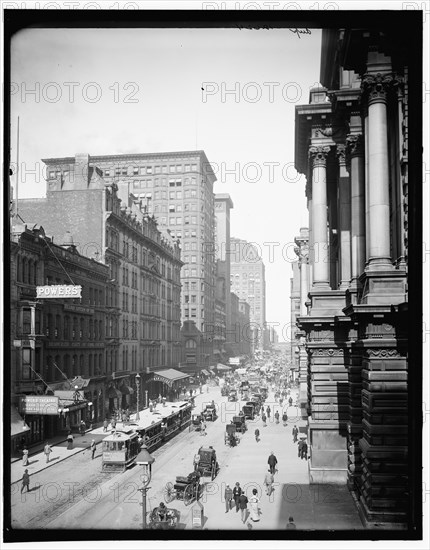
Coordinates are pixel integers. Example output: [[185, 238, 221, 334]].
[[248, 489, 260, 522], [22, 447, 29, 466]]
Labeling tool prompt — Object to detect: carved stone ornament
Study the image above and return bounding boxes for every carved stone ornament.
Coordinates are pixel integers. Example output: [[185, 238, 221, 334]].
[[310, 348, 344, 357], [361, 72, 397, 105], [308, 145, 331, 167], [346, 134, 364, 158], [336, 144, 347, 166], [367, 349, 402, 358]]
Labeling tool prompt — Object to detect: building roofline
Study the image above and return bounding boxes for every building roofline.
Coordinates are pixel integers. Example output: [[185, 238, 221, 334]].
[[42, 150, 217, 180]]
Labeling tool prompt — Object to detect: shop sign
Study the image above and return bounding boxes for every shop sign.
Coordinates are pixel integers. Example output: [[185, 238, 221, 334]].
[[19, 396, 59, 415], [36, 285, 82, 299]]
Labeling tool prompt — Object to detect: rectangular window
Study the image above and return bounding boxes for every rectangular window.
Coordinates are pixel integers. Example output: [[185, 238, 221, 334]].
[[162, 165, 167, 173], [191, 190, 197, 197], [176, 164, 182, 172], [169, 205, 175, 212], [191, 255, 197, 263], [191, 308, 197, 318], [191, 164, 197, 171], [191, 216, 197, 224], [175, 179, 182, 186], [155, 166, 161, 174], [176, 191, 182, 199], [122, 167, 128, 176], [176, 217, 182, 225], [169, 165, 175, 173], [133, 167, 139, 175], [185, 164, 190, 171], [169, 217, 176, 225], [49, 171, 56, 178], [139, 167, 146, 175], [146, 166, 153, 174], [105, 169, 110, 177]]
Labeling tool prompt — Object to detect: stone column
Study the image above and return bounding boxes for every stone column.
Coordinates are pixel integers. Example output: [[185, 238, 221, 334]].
[[364, 112, 370, 264], [361, 73, 394, 270], [309, 146, 331, 288], [337, 145, 351, 289], [346, 134, 366, 285]]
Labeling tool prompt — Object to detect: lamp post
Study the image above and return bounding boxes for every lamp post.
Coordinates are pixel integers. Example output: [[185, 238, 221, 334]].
[[136, 445, 155, 529], [135, 373, 141, 421]]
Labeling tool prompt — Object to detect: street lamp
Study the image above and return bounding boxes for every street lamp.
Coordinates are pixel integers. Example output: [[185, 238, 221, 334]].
[[135, 373, 141, 421], [136, 445, 155, 529]]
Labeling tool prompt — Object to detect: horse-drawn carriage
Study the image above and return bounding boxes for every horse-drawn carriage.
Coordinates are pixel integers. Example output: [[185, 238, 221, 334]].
[[164, 470, 202, 506], [202, 404, 217, 421], [191, 413, 202, 430], [224, 423, 240, 446], [195, 446, 219, 480], [147, 503, 180, 529], [231, 415, 247, 433], [228, 389, 238, 402]]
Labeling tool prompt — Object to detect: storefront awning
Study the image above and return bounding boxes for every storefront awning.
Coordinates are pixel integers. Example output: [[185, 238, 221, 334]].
[[11, 406, 30, 437], [120, 385, 134, 395], [216, 363, 231, 371], [54, 390, 88, 412], [148, 369, 190, 388], [201, 369, 210, 376], [107, 387, 122, 399]]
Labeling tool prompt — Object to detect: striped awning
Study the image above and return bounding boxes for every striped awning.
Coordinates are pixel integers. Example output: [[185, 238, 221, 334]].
[[11, 406, 30, 437], [201, 369, 210, 376]]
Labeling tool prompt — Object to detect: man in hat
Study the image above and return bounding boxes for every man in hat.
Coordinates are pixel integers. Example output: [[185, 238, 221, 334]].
[[224, 484, 233, 512]]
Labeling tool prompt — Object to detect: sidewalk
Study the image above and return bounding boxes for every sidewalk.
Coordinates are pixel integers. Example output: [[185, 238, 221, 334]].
[[10, 392, 214, 486]]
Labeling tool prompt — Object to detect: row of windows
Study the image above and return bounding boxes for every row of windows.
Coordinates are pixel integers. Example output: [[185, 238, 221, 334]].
[[104, 163, 198, 177]]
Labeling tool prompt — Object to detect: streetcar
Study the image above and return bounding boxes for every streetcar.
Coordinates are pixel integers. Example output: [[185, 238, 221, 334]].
[[101, 400, 192, 472], [101, 428, 140, 472]]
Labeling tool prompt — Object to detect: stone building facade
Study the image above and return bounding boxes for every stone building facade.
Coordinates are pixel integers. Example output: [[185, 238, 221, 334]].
[[293, 26, 417, 528]]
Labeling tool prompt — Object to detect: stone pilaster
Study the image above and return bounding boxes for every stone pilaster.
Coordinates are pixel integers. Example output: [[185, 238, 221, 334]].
[[337, 145, 351, 290]]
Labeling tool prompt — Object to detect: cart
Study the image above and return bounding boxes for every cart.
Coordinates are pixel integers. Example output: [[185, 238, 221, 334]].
[[147, 506, 180, 529], [224, 423, 240, 446], [228, 389, 238, 402], [164, 470, 202, 506], [195, 446, 219, 480], [191, 413, 202, 430], [202, 405, 217, 422], [231, 415, 247, 434]]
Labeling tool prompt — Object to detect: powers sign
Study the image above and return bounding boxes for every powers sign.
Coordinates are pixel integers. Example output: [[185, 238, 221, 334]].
[[37, 285, 82, 299]]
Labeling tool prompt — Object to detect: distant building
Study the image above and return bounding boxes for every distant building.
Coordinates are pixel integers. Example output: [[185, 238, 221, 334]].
[[230, 238, 266, 350]]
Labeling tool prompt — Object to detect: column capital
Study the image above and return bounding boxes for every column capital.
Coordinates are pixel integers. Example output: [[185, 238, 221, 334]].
[[346, 134, 364, 158], [336, 144, 347, 166], [308, 145, 331, 167], [361, 72, 398, 106]]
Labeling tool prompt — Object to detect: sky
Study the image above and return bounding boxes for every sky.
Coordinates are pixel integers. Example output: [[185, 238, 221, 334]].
[[10, 25, 322, 341]]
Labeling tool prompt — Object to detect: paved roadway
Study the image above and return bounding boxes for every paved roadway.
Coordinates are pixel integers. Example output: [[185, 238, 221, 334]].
[[11, 384, 364, 531]]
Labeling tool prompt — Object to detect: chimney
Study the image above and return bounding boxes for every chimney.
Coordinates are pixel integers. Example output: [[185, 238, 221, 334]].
[[74, 153, 90, 189]]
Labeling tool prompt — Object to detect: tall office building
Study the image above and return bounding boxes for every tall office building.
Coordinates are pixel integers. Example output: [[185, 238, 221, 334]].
[[38, 151, 217, 369], [230, 238, 266, 351]]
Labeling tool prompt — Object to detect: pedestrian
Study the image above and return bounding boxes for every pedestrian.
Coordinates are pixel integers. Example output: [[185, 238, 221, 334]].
[[67, 431, 74, 450], [266, 405, 271, 418], [248, 488, 260, 522], [43, 442, 52, 463], [268, 451, 278, 475], [233, 482, 242, 512], [289, 397, 293, 406], [301, 439, 308, 460], [206, 385, 209, 393], [79, 420, 86, 436], [193, 453, 201, 472], [292, 425, 299, 443], [264, 469, 274, 496], [286, 516, 297, 529], [111, 418, 116, 430], [282, 412, 288, 427], [90, 439, 96, 460], [298, 439, 304, 458], [21, 469, 30, 493], [103, 418, 109, 432], [158, 393, 162, 404], [22, 447, 29, 466], [224, 484, 233, 513], [254, 428, 260, 442], [238, 492, 249, 523], [200, 420, 206, 436], [262, 413, 267, 427], [274, 411, 280, 424]]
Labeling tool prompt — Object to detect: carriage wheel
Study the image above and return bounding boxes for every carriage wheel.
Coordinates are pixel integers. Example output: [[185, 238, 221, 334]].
[[164, 482, 175, 503], [184, 484, 194, 506]]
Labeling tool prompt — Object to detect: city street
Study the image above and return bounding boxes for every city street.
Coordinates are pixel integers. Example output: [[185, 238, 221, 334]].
[[11, 385, 363, 531]]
